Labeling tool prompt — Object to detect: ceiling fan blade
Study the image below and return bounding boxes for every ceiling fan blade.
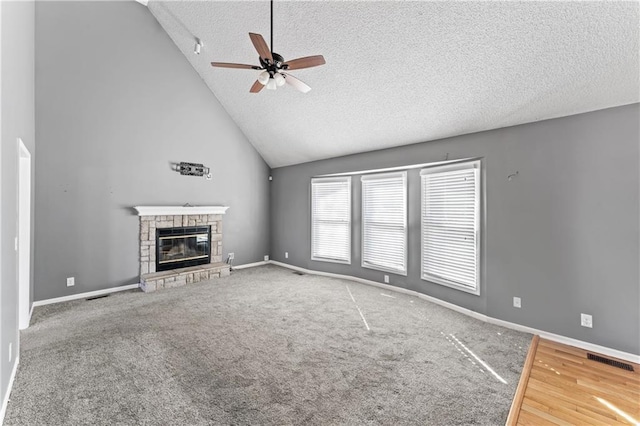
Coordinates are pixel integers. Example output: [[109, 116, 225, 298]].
[[211, 62, 261, 70], [250, 80, 265, 93], [249, 33, 273, 62], [283, 55, 326, 71], [283, 73, 311, 93]]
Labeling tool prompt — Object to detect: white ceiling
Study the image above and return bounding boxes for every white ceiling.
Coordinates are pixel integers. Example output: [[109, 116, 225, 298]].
[[147, 1, 639, 168]]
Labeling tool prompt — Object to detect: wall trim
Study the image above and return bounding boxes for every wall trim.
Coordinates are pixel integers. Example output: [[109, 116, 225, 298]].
[[32, 284, 140, 307], [232, 261, 269, 270], [0, 356, 19, 426], [133, 205, 228, 216], [269, 261, 640, 364], [485, 317, 640, 364]]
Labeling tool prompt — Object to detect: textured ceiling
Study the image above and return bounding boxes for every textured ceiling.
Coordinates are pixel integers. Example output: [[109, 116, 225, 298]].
[[147, 1, 639, 168]]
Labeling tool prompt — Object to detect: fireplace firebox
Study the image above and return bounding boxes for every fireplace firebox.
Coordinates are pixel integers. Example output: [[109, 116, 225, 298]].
[[156, 226, 211, 272]]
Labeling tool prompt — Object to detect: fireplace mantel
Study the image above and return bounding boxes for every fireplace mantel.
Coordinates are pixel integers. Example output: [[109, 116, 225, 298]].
[[134, 205, 229, 216]]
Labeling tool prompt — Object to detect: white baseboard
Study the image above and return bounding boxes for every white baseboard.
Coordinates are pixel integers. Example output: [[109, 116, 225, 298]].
[[0, 356, 19, 426], [486, 317, 640, 364], [232, 261, 269, 270], [32, 284, 140, 307], [269, 261, 640, 364], [270, 261, 489, 322]]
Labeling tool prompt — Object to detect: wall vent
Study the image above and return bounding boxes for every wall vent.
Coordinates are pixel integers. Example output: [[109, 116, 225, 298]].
[[587, 353, 634, 371], [86, 294, 110, 301]]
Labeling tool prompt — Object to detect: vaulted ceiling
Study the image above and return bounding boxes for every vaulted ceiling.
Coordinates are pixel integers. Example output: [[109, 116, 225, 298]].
[[147, 1, 639, 168]]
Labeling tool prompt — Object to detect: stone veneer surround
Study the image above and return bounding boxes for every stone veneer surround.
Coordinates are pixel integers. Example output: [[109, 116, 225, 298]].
[[139, 214, 223, 275], [140, 262, 230, 292]]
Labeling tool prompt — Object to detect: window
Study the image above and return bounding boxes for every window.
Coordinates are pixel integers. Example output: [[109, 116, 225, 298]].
[[361, 172, 407, 275], [421, 160, 480, 294], [311, 177, 351, 264]]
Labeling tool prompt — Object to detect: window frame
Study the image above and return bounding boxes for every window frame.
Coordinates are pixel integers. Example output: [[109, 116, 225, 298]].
[[310, 176, 352, 265], [360, 171, 408, 276], [420, 159, 481, 295]]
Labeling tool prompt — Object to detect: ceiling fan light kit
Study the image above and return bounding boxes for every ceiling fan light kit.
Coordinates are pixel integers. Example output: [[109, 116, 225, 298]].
[[210, 0, 325, 93], [273, 72, 285, 87], [258, 71, 270, 85]]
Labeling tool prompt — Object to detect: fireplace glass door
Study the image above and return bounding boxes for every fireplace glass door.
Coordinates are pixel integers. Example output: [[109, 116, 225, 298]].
[[156, 226, 211, 271]]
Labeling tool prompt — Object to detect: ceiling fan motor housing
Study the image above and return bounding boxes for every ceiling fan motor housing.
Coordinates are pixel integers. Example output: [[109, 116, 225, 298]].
[[260, 52, 285, 75]]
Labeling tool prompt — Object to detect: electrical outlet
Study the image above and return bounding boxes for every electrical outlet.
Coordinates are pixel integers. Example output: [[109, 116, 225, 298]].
[[264, 255, 269, 261], [67, 277, 75, 287], [8, 343, 12, 362], [513, 297, 521, 308], [228, 252, 234, 260], [285, 252, 289, 259], [384, 275, 389, 284], [581, 313, 593, 328], [14, 237, 18, 251]]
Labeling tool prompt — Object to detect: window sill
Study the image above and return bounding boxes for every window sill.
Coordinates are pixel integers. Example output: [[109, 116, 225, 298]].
[[421, 274, 480, 296], [362, 262, 407, 276], [311, 256, 351, 265]]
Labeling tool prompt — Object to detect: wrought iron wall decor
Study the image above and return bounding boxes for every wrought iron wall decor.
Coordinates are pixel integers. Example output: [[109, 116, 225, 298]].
[[175, 162, 212, 180]]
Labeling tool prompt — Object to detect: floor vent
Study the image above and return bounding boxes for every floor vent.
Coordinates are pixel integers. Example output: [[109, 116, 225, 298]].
[[587, 353, 634, 371], [293, 271, 305, 276], [86, 294, 110, 301]]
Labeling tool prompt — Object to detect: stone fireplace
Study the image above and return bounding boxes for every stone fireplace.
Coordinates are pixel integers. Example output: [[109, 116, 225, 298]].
[[134, 206, 231, 292]]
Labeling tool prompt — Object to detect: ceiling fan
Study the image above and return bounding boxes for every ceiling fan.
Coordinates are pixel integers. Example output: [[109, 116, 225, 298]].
[[211, 0, 326, 93]]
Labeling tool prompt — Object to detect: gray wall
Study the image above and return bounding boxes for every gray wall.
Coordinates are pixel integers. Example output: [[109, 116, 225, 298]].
[[35, 2, 270, 301], [270, 104, 640, 355], [1, 0, 35, 413]]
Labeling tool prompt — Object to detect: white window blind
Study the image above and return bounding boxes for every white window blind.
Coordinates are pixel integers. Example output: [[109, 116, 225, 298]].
[[421, 160, 480, 294], [311, 177, 351, 264], [361, 172, 407, 275]]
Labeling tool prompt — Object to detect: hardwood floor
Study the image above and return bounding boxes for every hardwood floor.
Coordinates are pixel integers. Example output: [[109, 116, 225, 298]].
[[507, 337, 640, 426]]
